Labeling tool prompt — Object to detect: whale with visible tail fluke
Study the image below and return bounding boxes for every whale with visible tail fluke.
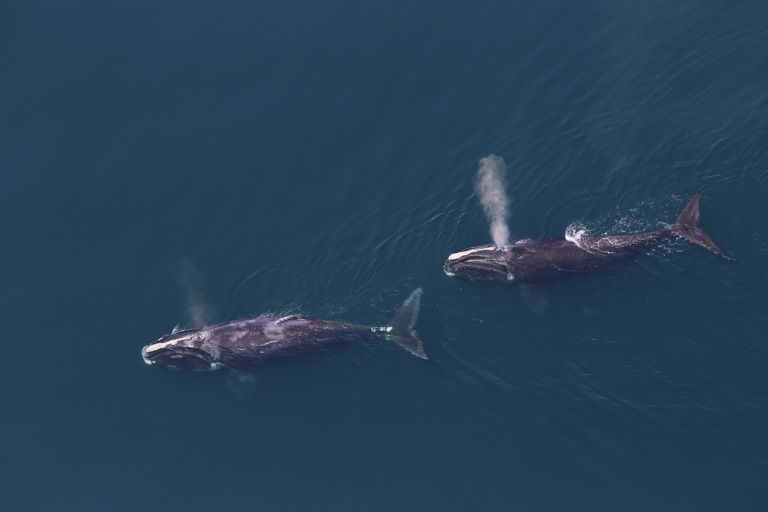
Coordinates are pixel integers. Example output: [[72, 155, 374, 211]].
[[445, 194, 724, 284], [142, 288, 427, 373]]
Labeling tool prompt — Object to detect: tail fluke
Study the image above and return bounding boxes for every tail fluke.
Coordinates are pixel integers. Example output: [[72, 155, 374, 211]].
[[674, 193, 724, 255], [386, 288, 427, 359]]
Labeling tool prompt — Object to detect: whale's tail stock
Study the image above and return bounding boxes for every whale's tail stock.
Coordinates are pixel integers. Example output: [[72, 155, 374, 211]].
[[674, 193, 724, 255]]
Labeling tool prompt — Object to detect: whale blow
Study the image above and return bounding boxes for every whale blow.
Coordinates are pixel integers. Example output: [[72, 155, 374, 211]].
[[475, 154, 511, 248]]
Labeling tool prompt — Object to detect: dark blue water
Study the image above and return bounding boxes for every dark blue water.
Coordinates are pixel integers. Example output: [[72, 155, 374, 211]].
[[2, 1, 767, 510]]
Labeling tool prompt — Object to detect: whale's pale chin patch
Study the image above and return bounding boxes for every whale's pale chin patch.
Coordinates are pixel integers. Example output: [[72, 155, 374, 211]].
[[141, 346, 154, 365], [506, 272, 515, 282], [444, 268, 455, 277]]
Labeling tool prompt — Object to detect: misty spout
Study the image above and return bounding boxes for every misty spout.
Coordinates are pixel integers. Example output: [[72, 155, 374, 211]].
[[475, 154, 511, 247]]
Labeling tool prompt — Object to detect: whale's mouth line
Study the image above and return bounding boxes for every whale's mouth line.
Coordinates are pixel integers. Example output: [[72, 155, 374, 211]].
[[444, 254, 509, 282]]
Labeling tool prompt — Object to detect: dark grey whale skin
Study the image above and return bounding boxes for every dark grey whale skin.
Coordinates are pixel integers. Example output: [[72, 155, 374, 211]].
[[143, 317, 376, 371], [142, 289, 425, 371], [444, 194, 724, 284]]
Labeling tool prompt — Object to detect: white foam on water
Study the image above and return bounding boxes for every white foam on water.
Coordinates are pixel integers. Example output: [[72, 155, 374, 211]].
[[565, 222, 587, 246]]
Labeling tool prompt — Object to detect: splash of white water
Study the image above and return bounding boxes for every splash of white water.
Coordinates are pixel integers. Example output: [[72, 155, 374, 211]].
[[565, 222, 587, 245], [475, 154, 510, 247]]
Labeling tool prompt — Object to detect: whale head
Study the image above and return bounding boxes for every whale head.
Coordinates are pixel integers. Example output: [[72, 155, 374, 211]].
[[142, 328, 221, 371], [444, 244, 513, 283]]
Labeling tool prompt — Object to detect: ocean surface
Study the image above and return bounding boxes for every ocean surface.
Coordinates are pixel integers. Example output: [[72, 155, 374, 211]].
[[2, 1, 767, 510]]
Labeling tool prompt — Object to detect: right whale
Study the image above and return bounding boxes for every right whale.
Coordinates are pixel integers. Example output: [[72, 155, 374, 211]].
[[444, 194, 725, 284]]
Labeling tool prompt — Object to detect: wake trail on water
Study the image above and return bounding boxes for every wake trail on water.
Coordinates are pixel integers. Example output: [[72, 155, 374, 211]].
[[475, 154, 511, 247]]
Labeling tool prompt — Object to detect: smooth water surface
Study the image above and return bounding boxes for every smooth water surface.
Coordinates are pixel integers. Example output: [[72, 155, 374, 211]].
[[2, 1, 767, 510]]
